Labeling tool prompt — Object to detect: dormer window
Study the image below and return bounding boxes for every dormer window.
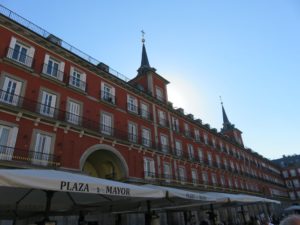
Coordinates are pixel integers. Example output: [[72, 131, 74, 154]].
[[7, 37, 35, 67], [43, 54, 65, 81]]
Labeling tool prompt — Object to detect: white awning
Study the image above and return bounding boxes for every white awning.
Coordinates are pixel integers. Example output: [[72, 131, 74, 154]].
[[0, 169, 165, 218]]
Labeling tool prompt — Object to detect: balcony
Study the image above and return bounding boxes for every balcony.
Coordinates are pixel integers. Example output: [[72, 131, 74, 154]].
[[0, 145, 59, 167], [68, 75, 87, 92], [42, 63, 64, 81], [158, 118, 169, 127], [140, 108, 152, 120], [6, 47, 33, 68], [100, 91, 116, 105], [127, 102, 138, 114], [159, 144, 169, 153]]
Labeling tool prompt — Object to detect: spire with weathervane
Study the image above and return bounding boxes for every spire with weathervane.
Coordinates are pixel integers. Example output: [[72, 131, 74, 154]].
[[220, 97, 244, 146]]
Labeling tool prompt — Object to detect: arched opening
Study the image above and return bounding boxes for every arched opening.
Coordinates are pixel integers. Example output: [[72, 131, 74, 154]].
[[80, 144, 128, 180]]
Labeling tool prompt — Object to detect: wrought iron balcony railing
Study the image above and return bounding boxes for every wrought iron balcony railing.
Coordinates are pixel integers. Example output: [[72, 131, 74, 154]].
[[42, 63, 64, 81], [100, 90, 116, 105], [68, 75, 87, 92], [0, 145, 59, 167], [6, 47, 33, 68]]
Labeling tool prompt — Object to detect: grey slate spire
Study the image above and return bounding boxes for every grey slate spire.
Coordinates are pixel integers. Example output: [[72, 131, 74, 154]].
[[140, 42, 150, 68], [221, 101, 234, 131]]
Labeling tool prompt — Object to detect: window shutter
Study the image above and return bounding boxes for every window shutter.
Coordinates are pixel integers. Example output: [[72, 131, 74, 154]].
[[34, 133, 42, 152], [9, 37, 17, 49], [70, 66, 74, 76], [50, 94, 57, 109], [82, 72, 86, 82], [8, 127, 18, 148], [150, 159, 155, 173], [44, 54, 50, 64], [59, 61, 65, 73], [43, 135, 51, 155], [28, 46, 35, 67]]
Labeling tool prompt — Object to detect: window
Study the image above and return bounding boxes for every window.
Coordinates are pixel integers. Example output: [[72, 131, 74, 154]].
[[155, 87, 164, 101], [212, 138, 216, 148], [202, 171, 208, 184], [32, 132, 53, 166], [144, 157, 155, 179], [220, 142, 224, 151], [0, 76, 22, 106], [194, 129, 200, 141], [224, 159, 228, 170], [40, 90, 57, 117], [282, 170, 289, 178], [101, 82, 115, 104], [171, 117, 179, 132], [216, 155, 221, 168], [66, 100, 81, 125], [207, 152, 212, 166], [0, 124, 18, 160], [230, 161, 235, 171], [220, 175, 225, 186], [211, 173, 217, 185], [234, 179, 239, 188], [142, 128, 151, 147], [101, 112, 113, 135], [42, 54, 64, 81], [140, 102, 150, 119], [128, 122, 137, 143], [160, 134, 169, 153], [163, 163, 171, 182], [289, 192, 296, 200], [290, 169, 297, 177], [297, 191, 300, 198], [198, 148, 203, 163], [127, 95, 138, 113], [7, 37, 35, 67], [191, 169, 198, 185], [204, 134, 208, 145], [188, 144, 194, 160], [158, 110, 167, 126], [293, 179, 300, 188], [175, 140, 182, 156], [184, 123, 190, 137], [228, 178, 232, 188], [69, 66, 86, 91], [178, 167, 186, 184]]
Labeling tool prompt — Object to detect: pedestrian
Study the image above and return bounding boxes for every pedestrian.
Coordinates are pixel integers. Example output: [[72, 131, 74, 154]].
[[279, 215, 300, 225]]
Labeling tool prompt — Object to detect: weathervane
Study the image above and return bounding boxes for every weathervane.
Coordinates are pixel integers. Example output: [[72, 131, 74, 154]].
[[219, 96, 223, 105], [141, 30, 145, 43]]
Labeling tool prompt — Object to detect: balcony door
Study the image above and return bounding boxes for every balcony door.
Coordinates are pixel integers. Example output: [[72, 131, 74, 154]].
[[0, 77, 21, 106]]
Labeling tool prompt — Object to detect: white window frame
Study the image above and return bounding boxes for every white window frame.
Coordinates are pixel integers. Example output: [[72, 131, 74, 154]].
[[40, 90, 57, 118], [194, 129, 200, 141], [175, 140, 182, 156], [69, 66, 86, 91], [184, 123, 190, 136], [101, 82, 115, 104], [142, 128, 151, 147], [198, 148, 203, 162], [155, 86, 164, 101], [0, 123, 18, 160], [128, 122, 137, 143], [7, 37, 35, 67], [144, 157, 155, 179], [163, 163, 172, 183], [42, 54, 65, 81], [66, 99, 81, 125], [178, 166, 186, 184], [101, 112, 113, 135], [188, 144, 194, 160], [160, 134, 169, 153], [140, 102, 149, 119], [191, 169, 198, 185], [31, 131, 54, 166], [0, 76, 22, 106], [171, 117, 179, 132], [127, 95, 138, 113], [158, 110, 167, 126]]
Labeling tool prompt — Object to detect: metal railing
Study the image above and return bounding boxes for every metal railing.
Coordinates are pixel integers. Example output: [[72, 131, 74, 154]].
[[100, 91, 116, 105], [42, 63, 64, 81], [0, 145, 59, 167], [0, 4, 131, 82], [67, 75, 87, 92], [7, 47, 33, 67]]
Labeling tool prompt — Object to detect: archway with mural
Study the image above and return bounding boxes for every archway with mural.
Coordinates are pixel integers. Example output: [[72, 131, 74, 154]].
[[79, 144, 129, 180]]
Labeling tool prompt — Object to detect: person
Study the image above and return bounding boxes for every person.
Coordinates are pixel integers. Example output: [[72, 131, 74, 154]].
[[279, 215, 300, 225]]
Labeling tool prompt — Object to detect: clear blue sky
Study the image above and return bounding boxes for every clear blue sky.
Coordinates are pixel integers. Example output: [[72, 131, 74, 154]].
[[1, 1, 300, 160]]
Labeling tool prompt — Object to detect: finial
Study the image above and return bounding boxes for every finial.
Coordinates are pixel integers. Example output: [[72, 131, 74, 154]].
[[141, 30, 145, 43], [219, 96, 223, 105]]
